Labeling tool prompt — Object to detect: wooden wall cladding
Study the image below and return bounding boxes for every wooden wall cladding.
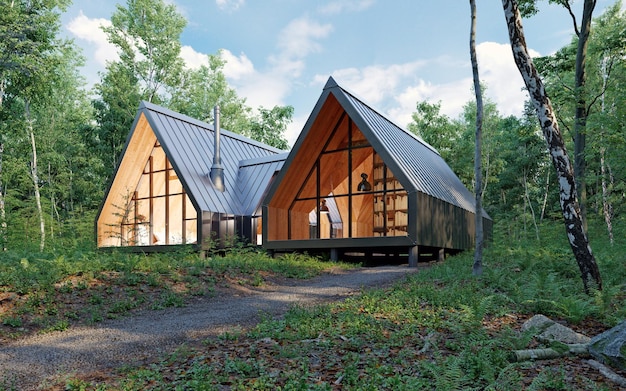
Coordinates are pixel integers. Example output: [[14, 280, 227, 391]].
[[98, 114, 156, 246]]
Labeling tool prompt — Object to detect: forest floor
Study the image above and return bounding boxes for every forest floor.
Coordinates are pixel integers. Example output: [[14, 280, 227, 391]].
[[0, 265, 421, 390], [0, 262, 622, 390]]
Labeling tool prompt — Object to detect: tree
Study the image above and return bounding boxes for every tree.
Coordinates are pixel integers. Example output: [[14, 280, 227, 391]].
[[491, 113, 548, 240], [167, 56, 251, 135], [0, 0, 73, 251], [519, 0, 598, 232], [535, 2, 626, 243], [94, 0, 186, 174], [92, 62, 141, 171], [501, 0, 602, 293], [247, 106, 293, 150], [469, 0, 484, 276], [408, 101, 459, 162], [587, 2, 626, 244], [102, 0, 186, 103]]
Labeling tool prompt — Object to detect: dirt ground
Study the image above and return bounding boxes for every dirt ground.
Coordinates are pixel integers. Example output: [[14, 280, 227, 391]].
[[0, 265, 420, 390]]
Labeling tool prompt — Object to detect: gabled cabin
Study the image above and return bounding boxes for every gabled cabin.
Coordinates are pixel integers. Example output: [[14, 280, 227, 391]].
[[262, 77, 492, 265], [95, 101, 286, 251]]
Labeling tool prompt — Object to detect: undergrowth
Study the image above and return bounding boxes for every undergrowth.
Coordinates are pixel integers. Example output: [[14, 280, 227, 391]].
[[0, 246, 352, 341], [1, 218, 625, 390]]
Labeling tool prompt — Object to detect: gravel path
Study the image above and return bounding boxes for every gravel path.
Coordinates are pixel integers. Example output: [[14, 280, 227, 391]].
[[0, 265, 420, 390]]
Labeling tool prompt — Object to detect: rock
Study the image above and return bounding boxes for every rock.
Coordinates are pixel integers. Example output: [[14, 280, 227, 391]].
[[521, 314, 554, 333], [522, 314, 591, 344], [588, 320, 626, 371]]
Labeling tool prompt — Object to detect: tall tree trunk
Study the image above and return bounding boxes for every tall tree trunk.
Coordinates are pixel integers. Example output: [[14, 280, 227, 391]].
[[470, 0, 484, 276], [523, 169, 539, 240], [599, 56, 614, 245], [0, 79, 6, 251], [25, 101, 45, 252], [0, 142, 6, 252], [502, 0, 602, 293], [600, 148, 614, 245], [540, 169, 550, 221], [572, 0, 597, 233]]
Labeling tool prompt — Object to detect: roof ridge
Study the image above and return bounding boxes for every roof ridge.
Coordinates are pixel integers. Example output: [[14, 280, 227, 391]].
[[139, 100, 284, 154], [325, 80, 440, 156]]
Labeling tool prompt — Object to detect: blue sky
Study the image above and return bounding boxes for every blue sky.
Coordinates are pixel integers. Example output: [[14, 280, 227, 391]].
[[61, 0, 623, 145]]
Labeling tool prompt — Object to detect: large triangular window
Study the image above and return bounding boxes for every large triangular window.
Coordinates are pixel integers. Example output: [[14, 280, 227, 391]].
[[288, 116, 408, 240], [102, 142, 197, 247]]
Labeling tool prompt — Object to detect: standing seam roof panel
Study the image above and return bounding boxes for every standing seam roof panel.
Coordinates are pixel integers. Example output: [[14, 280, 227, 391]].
[[140, 102, 282, 216], [236, 160, 284, 216], [342, 90, 476, 213]]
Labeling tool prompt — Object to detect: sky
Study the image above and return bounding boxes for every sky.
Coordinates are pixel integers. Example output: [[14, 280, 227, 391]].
[[60, 0, 623, 146]]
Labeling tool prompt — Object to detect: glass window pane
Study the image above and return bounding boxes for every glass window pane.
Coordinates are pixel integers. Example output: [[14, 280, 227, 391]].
[[185, 219, 197, 244], [297, 165, 317, 200], [352, 147, 374, 194], [169, 194, 183, 244], [185, 196, 196, 220], [320, 150, 348, 196], [152, 196, 166, 244], [350, 193, 375, 238], [290, 200, 316, 240]]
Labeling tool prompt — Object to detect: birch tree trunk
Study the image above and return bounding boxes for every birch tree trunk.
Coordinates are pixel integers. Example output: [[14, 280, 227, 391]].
[[600, 148, 614, 245], [25, 101, 45, 251], [599, 56, 614, 245], [502, 0, 602, 293], [470, 0, 484, 276]]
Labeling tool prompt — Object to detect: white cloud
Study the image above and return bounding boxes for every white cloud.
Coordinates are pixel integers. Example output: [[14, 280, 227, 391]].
[[221, 16, 333, 125], [390, 79, 474, 126], [476, 41, 532, 117], [216, 0, 245, 12], [220, 49, 256, 80], [322, 60, 425, 106], [317, 41, 534, 131], [271, 17, 333, 77], [180, 45, 210, 69], [66, 11, 118, 67], [278, 17, 333, 57], [318, 0, 375, 15]]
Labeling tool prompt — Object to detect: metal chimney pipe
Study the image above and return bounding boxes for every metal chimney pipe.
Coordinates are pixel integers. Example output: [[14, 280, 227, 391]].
[[209, 105, 225, 192]]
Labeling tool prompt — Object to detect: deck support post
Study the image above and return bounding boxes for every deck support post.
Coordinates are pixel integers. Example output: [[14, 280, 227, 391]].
[[330, 248, 339, 261], [438, 248, 445, 262], [408, 245, 418, 267]]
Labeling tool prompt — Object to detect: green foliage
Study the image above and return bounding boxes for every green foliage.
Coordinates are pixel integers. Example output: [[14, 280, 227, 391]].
[[246, 105, 294, 150], [10, 216, 615, 390]]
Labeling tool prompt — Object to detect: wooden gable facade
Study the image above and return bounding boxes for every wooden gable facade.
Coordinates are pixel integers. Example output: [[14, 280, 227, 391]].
[[262, 77, 492, 265], [95, 102, 285, 251]]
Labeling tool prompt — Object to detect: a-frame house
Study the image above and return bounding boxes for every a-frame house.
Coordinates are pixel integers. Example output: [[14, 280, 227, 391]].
[[96, 101, 286, 251], [262, 77, 492, 265]]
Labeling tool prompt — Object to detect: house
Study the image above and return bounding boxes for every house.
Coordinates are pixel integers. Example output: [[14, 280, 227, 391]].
[[96, 77, 492, 265], [95, 101, 286, 251], [261, 77, 492, 265]]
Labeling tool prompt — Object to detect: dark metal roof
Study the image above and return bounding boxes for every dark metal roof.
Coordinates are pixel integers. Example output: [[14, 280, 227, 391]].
[[236, 153, 287, 216], [139, 101, 285, 215], [324, 77, 478, 214]]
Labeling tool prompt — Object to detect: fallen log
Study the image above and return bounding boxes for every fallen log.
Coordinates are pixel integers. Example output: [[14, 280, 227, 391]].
[[584, 359, 626, 388], [510, 343, 589, 362]]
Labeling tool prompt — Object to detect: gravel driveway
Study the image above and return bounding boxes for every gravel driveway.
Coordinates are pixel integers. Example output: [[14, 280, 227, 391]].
[[0, 265, 420, 390]]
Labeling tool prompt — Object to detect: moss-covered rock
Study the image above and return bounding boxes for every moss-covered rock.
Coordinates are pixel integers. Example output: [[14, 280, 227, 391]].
[[588, 320, 626, 371]]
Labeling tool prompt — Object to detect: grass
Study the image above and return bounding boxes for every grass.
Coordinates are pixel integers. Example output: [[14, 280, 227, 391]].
[[0, 246, 353, 340], [2, 218, 626, 390]]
